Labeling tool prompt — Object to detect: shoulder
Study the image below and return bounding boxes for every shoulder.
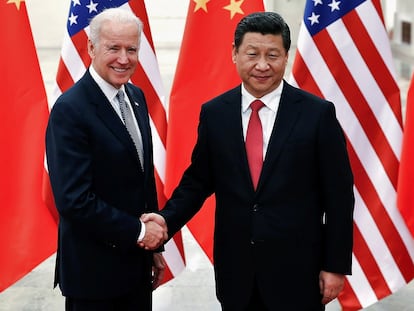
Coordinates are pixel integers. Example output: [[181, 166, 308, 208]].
[[125, 83, 146, 101], [52, 84, 83, 114], [202, 85, 241, 111], [50, 73, 97, 118], [282, 81, 335, 114], [283, 81, 328, 104], [55, 71, 93, 101]]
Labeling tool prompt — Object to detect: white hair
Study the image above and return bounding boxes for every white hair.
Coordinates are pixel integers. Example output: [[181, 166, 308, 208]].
[[89, 8, 143, 46]]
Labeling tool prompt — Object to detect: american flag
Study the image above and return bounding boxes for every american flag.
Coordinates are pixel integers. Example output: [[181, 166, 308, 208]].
[[290, 0, 414, 309], [51, 0, 185, 283]]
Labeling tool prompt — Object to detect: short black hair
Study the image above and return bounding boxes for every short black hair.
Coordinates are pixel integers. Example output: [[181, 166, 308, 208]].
[[234, 12, 291, 52]]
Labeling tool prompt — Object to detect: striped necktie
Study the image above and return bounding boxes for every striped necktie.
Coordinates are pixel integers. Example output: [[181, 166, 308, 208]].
[[117, 90, 144, 170]]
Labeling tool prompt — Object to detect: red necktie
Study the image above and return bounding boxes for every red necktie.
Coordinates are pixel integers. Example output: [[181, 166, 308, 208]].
[[246, 100, 265, 189]]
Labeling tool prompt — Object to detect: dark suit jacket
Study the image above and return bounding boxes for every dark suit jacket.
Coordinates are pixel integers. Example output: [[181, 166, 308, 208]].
[[46, 70, 158, 299], [160, 81, 354, 310]]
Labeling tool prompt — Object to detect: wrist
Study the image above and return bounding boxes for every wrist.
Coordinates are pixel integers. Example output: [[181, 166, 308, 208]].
[[137, 219, 146, 243]]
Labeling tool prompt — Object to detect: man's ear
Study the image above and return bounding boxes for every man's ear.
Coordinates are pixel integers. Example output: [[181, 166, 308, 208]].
[[87, 39, 95, 58]]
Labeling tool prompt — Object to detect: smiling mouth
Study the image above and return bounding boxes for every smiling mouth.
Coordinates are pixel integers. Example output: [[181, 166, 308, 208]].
[[113, 67, 128, 73]]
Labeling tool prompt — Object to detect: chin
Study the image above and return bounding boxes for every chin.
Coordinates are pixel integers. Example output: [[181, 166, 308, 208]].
[[112, 79, 129, 89]]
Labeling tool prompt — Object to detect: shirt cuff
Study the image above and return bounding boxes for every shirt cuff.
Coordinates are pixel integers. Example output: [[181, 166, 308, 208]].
[[137, 219, 146, 242]]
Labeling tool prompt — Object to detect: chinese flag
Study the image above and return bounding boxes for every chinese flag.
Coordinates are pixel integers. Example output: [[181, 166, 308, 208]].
[[0, 0, 57, 291], [398, 73, 414, 237], [165, 0, 265, 261]]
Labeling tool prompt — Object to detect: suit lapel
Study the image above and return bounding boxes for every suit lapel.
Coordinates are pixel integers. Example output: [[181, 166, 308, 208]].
[[221, 85, 303, 192], [258, 82, 303, 189], [83, 73, 142, 165], [222, 86, 257, 189]]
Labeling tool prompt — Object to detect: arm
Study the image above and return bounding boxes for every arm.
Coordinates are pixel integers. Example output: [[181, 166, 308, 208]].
[[318, 102, 354, 274], [158, 106, 214, 237]]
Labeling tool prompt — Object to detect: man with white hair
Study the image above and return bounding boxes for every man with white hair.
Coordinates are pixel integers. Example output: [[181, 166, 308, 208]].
[[46, 8, 167, 310]]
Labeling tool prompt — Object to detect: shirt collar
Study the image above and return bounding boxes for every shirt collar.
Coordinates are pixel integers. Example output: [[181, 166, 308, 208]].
[[89, 65, 124, 102], [241, 80, 284, 113]]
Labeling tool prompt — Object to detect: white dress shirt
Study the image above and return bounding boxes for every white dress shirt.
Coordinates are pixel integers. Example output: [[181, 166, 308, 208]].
[[89, 66, 138, 128], [241, 80, 283, 159]]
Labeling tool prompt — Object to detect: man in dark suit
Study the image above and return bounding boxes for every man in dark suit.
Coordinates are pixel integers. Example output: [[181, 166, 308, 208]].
[[143, 11, 354, 310], [46, 8, 167, 311]]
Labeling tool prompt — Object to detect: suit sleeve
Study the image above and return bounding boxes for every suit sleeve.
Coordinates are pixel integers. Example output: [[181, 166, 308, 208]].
[[318, 102, 355, 274], [160, 105, 214, 237]]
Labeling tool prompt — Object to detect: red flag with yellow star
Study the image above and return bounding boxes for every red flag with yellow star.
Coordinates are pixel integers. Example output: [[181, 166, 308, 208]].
[[165, 0, 265, 261], [0, 0, 57, 291]]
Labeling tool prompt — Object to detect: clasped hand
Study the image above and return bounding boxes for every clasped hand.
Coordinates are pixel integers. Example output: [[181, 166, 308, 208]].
[[138, 213, 168, 250]]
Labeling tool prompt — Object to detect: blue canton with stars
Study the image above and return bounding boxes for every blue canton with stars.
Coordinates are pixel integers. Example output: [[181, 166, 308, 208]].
[[304, 0, 366, 36], [67, 0, 129, 37]]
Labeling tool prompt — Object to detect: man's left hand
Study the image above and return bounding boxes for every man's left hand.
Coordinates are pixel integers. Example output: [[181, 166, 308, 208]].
[[319, 270, 345, 305], [152, 252, 166, 290]]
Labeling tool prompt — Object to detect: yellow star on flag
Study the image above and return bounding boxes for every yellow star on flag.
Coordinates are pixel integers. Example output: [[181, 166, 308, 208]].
[[223, 0, 244, 19], [194, 0, 210, 13], [7, 0, 25, 10]]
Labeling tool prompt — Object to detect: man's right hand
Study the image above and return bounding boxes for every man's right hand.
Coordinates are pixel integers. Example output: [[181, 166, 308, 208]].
[[138, 213, 168, 250]]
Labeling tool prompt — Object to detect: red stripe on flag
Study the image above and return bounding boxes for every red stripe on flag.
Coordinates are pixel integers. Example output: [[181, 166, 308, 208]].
[[55, 59, 75, 94], [339, 279, 363, 311], [128, 0, 154, 49], [71, 30, 91, 68], [372, 0, 385, 25], [352, 225, 391, 298], [132, 65, 167, 145], [42, 169, 59, 223], [291, 52, 324, 98]]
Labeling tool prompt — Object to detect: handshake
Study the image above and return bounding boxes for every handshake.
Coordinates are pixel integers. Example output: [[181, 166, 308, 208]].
[[138, 213, 168, 250]]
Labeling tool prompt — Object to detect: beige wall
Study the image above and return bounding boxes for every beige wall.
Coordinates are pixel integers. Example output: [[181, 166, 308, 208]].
[[26, 0, 69, 48]]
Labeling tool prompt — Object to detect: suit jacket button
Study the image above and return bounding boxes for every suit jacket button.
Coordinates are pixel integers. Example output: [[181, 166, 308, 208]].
[[253, 204, 259, 212]]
